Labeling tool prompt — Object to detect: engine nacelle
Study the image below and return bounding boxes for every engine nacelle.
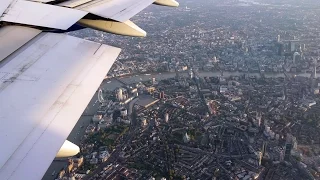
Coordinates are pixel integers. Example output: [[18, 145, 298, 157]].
[[78, 19, 146, 37], [56, 140, 80, 158], [154, 0, 179, 7]]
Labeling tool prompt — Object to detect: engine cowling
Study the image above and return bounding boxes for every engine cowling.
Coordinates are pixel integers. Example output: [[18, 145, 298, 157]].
[[56, 140, 80, 158]]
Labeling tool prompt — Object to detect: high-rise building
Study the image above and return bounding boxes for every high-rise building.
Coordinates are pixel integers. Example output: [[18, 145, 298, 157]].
[[165, 113, 169, 123], [310, 59, 318, 90], [284, 143, 292, 161], [258, 151, 263, 166], [120, 108, 128, 117], [256, 112, 261, 127], [277, 35, 281, 42], [117, 88, 123, 101], [183, 132, 190, 143], [141, 118, 147, 127], [293, 52, 300, 65], [279, 148, 285, 162], [275, 147, 285, 162], [277, 43, 284, 56], [213, 56, 218, 63], [262, 141, 267, 157], [152, 77, 156, 85], [314, 63, 317, 79], [285, 134, 293, 161], [289, 41, 296, 52], [159, 91, 165, 99], [189, 68, 194, 79], [292, 136, 298, 150]]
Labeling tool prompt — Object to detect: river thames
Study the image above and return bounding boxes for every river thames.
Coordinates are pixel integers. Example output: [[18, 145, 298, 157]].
[[104, 71, 314, 89]]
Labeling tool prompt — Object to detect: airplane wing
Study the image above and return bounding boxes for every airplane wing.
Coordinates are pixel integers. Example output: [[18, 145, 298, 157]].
[[0, 0, 178, 180]]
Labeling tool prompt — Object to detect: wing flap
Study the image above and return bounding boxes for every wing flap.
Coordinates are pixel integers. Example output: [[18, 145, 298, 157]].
[[26, 0, 55, 2], [0, 0, 87, 30], [59, 0, 94, 8], [0, 33, 120, 180], [61, 0, 156, 22], [0, 26, 41, 63]]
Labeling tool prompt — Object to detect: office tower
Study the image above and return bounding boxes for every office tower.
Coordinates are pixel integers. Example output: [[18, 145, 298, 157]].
[[293, 52, 300, 65], [277, 43, 284, 56], [314, 63, 317, 79], [258, 151, 263, 166], [262, 141, 267, 157], [152, 77, 156, 85], [189, 68, 194, 79], [159, 91, 165, 99], [285, 134, 293, 161], [165, 113, 169, 123], [117, 88, 123, 101], [256, 112, 261, 127], [183, 132, 190, 143], [289, 41, 296, 52]]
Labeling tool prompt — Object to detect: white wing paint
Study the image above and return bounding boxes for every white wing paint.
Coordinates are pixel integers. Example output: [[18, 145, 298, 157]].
[[59, 0, 94, 8], [0, 32, 120, 180], [63, 0, 156, 22], [0, 26, 41, 62], [0, 0, 13, 17], [1, 0, 87, 30], [26, 0, 55, 2]]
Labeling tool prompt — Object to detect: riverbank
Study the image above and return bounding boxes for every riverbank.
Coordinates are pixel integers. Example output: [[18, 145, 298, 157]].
[[103, 71, 314, 89]]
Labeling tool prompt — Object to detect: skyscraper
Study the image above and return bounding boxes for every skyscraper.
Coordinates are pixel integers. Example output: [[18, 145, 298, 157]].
[[159, 91, 165, 99], [183, 132, 190, 143], [285, 134, 293, 161], [277, 43, 284, 56], [117, 88, 123, 101], [277, 35, 281, 42], [262, 141, 267, 157], [165, 113, 169, 123], [293, 52, 300, 65], [258, 151, 263, 166], [152, 77, 156, 85], [289, 41, 296, 52], [314, 61, 317, 79], [256, 112, 262, 127], [189, 68, 194, 79]]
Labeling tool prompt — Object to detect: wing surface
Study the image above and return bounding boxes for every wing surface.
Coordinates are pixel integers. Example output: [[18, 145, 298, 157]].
[[1, 0, 87, 30], [60, 0, 156, 22], [0, 26, 41, 62], [0, 28, 121, 180], [0, 0, 13, 16]]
